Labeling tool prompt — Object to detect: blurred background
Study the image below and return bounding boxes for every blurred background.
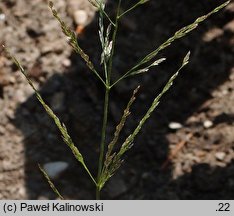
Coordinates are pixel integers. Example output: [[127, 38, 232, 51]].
[[0, 0, 234, 199]]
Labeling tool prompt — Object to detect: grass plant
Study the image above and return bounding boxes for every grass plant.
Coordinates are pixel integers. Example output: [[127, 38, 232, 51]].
[[3, 0, 230, 199]]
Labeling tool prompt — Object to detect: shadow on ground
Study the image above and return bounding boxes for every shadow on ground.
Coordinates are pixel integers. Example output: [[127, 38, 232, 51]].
[[13, 0, 234, 199]]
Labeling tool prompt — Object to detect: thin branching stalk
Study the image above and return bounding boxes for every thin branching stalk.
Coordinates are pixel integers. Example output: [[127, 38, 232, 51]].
[[107, 0, 122, 85], [111, 0, 230, 87], [99, 86, 140, 189], [99, 8, 111, 82], [99, 4, 116, 27], [98, 52, 190, 189], [49, 1, 107, 88], [5, 0, 229, 200], [96, 0, 111, 200], [105, 86, 140, 159], [96, 88, 110, 199], [88, 0, 116, 26], [118, 0, 149, 19], [96, 0, 122, 199], [4, 46, 97, 186], [38, 164, 64, 200], [117, 52, 190, 157]]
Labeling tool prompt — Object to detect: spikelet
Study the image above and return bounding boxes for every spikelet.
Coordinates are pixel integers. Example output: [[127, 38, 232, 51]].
[[4, 47, 97, 185], [49, 2, 94, 71], [125, 1, 230, 77], [38, 164, 64, 200], [99, 52, 190, 189], [129, 58, 166, 76], [118, 52, 190, 156], [99, 86, 140, 188], [87, 0, 99, 8], [49, 2, 105, 86]]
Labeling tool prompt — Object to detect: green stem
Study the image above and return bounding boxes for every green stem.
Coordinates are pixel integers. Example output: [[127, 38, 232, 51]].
[[92, 68, 108, 88], [98, 0, 116, 26], [96, 185, 101, 200], [82, 163, 97, 186], [110, 65, 138, 88], [110, 73, 128, 88], [118, 1, 141, 19], [99, 10, 108, 83], [96, 87, 110, 199], [107, 0, 122, 84], [103, 10, 116, 27], [96, 0, 121, 200]]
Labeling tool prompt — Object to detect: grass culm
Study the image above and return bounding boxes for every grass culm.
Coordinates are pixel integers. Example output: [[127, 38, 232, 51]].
[[3, 0, 230, 199]]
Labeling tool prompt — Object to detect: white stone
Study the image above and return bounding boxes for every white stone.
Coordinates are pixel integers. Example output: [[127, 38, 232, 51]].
[[18, 186, 27, 198], [15, 89, 27, 103], [73, 10, 88, 26], [62, 58, 71, 67], [224, 20, 234, 33], [168, 122, 183, 130], [222, 89, 228, 96], [43, 161, 69, 179], [0, 13, 6, 21], [203, 120, 213, 128], [215, 152, 226, 161]]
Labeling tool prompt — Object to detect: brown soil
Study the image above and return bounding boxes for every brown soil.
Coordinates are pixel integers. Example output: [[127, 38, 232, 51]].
[[0, 0, 234, 199]]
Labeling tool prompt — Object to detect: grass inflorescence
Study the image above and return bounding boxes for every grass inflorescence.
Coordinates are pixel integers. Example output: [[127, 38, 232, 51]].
[[4, 0, 230, 199]]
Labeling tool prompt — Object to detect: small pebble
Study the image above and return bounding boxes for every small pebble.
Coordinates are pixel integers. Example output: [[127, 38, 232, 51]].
[[224, 20, 234, 33], [18, 187, 26, 197], [8, 76, 16, 84], [0, 125, 5, 134], [73, 10, 88, 26], [43, 161, 69, 180], [15, 89, 27, 103], [215, 152, 226, 161], [222, 89, 228, 95], [62, 58, 71, 67], [0, 13, 5, 21], [168, 122, 183, 130], [203, 120, 213, 128]]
